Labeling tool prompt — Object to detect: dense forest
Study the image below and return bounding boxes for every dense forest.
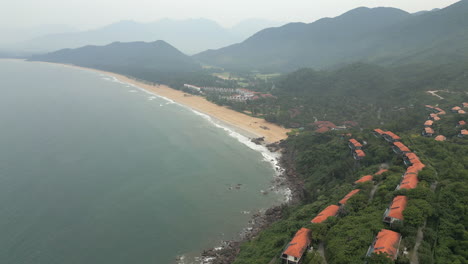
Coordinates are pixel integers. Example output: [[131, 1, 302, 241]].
[[231, 94, 468, 263]]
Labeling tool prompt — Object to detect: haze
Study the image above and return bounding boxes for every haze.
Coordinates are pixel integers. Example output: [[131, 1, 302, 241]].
[[2, 0, 458, 30]]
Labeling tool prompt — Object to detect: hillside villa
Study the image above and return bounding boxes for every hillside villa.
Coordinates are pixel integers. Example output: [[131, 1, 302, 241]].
[[366, 229, 402, 260], [311, 205, 340, 223], [383, 196, 408, 224], [281, 228, 312, 264]]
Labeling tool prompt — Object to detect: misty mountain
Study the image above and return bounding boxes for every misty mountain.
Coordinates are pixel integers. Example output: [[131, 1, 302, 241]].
[[194, 1, 468, 72], [5, 18, 284, 55], [29, 40, 201, 73]]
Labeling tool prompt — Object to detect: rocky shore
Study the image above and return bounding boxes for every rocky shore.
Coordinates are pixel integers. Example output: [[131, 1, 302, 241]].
[[198, 140, 306, 264]]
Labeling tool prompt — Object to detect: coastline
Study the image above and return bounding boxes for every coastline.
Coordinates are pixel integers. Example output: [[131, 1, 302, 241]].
[[2, 59, 300, 264], [25, 60, 290, 144]]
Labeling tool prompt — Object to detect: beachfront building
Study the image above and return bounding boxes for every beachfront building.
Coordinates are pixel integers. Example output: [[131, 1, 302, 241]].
[[366, 229, 402, 260], [422, 127, 435, 137], [202, 87, 236, 93], [383, 196, 408, 224], [392, 142, 411, 155], [396, 174, 419, 190], [338, 189, 360, 206], [311, 205, 340, 223], [355, 175, 373, 184], [348, 139, 362, 150], [183, 84, 202, 92], [280, 228, 312, 264], [353, 149, 366, 160], [373, 128, 386, 138], [383, 131, 401, 143]]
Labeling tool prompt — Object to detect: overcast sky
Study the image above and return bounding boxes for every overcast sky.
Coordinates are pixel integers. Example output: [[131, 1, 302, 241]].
[[1, 0, 460, 30]]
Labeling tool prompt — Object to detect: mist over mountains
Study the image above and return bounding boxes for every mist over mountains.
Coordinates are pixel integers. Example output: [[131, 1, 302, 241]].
[[1, 18, 284, 55], [195, 1, 468, 71]]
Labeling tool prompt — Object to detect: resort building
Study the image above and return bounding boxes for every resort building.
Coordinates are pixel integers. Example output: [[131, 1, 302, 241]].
[[425, 105, 435, 111], [429, 113, 441, 121], [459, 129, 468, 137], [311, 205, 340, 223], [452, 106, 462, 113], [392, 142, 411, 155], [355, 175, 373, 184], [348, 139, 362, 150], [424, 120, 433, 127], [383, 196, 408, 224], [353, 149, 366, 160], [435, 135, 446, 142], [366, 229, 402, 260], [383, 131, 401, 143], [459, 110, 466, 114], [396, 174, 419, 190], [281, 228, 312, 264], [375, 169, 388, 175], [373, 128, 385, 138], [458, 120, 466, 127], [422, 127, 435, 137], [183, 84, 202, 92], [435, 107, 446, 115], [463, 102, 468, 108], [339, 189, 360, 205]]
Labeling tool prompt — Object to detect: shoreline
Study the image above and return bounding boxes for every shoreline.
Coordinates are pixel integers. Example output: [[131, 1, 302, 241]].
[[23, 60, 290, 145], [2, 59, 299, 264]]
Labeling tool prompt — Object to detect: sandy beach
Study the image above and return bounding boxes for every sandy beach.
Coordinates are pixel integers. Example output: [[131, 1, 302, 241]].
[[30, 61, 290, 143]]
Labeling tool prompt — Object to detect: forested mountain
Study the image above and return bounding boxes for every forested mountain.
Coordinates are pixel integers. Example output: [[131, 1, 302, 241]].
[[29, 40, 201, 73], [4, 19, 284, 55], [194, 1, 468, 72]]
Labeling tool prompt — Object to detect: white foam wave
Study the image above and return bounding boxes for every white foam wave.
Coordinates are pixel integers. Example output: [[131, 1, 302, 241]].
[[98, 73, 291, 202]]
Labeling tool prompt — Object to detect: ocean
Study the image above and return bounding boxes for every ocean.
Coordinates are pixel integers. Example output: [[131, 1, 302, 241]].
[[0, 60, 283, 264]]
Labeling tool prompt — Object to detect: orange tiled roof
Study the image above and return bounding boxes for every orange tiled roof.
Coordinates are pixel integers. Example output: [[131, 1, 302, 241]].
[[384, 131, 401, 140], [435, 135, 446, 141], [283, 228, 311, 258], [425, 105, 435, 109], [411, 162, 426, 171], [355, 149, 366, 157], [339, 189, 360, 205], [393, 142, 411, 153], [405, 153, 419, 161], [375, 169, 388, 175], [399, 174, 419, 189], [459, 110, 466, 114], [459, 121, 466, 126], [387, 196, 408, 220], [425, 127, 435, 134], [461, 129, 468, 135], [452, 106, 462, 111], [463, 102, 468, 108], [355, 175, 373, 184], [349, 139, 362, 148], [372, 229, 401, 260], [311, 205, 340, 223], [424, 120, 433, 126], [373, 128, 385, 135], [405, 166, 419, 175], [435, 108, 446, 114]]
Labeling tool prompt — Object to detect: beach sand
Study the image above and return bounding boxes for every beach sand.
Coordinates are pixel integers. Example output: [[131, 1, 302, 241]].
[[32, 61, 290, 143]]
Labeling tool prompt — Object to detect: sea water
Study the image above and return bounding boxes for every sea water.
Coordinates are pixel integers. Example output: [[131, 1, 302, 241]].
[[0, 60, 282, 264]]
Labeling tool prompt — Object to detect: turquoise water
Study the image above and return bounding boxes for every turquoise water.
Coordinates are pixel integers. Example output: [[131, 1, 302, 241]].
[[0, 60, 281, 264]]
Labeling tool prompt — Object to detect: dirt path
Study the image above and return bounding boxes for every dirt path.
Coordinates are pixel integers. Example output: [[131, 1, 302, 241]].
[[318, 242, 328, 264], [426, 90, 445, 100], [411, 223, 426, 264], [369, 183, 380, 203]]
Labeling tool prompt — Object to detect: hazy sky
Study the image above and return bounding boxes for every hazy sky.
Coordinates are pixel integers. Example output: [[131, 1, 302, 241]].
[[2, 0, 460, 30]]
